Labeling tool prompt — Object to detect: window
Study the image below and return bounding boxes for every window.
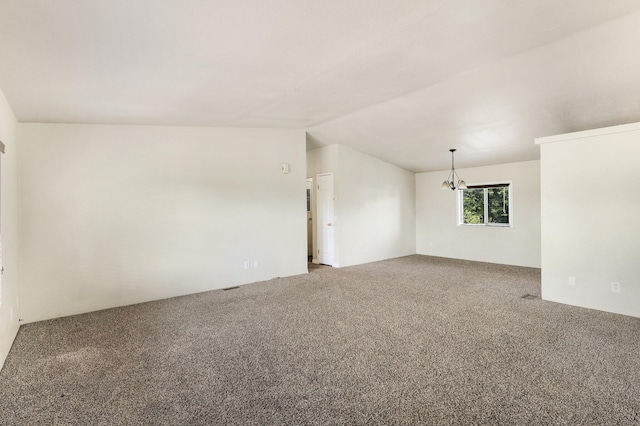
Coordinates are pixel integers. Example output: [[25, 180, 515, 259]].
[[459, 183, 511, 226]]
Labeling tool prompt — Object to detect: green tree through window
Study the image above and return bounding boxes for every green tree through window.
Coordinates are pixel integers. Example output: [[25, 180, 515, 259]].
[[462, 188, 484, 224], [487, 187, 509, 224], [460, 184, 510, 226]]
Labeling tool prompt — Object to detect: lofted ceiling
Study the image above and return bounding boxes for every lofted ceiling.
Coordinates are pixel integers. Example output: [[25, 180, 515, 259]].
[[1, 1, 639, 172]]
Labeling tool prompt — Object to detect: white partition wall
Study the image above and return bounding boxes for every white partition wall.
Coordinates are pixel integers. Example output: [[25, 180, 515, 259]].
[[0, 87, 20, 371], [536, 122, 640, 317]]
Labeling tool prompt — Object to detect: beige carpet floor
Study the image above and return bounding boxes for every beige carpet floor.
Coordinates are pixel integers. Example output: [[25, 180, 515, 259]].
[[1, 255, 639, 425]]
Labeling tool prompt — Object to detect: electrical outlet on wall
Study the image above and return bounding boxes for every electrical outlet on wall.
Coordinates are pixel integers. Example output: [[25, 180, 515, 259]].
[[568, 276, 576, 286], [611, 282, 621, 293], [243, 261, 250, 270]]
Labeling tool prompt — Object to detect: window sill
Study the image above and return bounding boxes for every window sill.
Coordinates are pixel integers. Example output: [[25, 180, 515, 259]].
[[459, 223, 512, 228]]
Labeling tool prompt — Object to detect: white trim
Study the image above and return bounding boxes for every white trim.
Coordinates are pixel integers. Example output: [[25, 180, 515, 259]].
[[535, 122, 640, 145]]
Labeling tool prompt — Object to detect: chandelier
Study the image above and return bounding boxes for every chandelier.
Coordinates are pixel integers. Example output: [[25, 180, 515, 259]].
[[441, 149, 467, 190]]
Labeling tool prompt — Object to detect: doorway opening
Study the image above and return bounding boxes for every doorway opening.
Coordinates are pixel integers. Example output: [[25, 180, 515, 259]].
[[316, 173, 335, 266], [306, 178, 313, 263]]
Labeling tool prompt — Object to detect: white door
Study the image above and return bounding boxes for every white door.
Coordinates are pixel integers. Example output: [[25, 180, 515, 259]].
[[317, 173, 334, 266]]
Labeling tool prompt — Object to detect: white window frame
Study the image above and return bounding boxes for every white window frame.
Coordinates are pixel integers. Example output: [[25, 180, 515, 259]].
[[457, 182, 512, 227]]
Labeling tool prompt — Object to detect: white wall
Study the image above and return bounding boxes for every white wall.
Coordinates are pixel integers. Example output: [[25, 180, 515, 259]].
[[336, 145, 415, 267], [416, 160, 541, 268], [537, 123, 640, 317], [307, 144, 415, 268], [0, 87, 20, 370], [19, 124, 307, 323]]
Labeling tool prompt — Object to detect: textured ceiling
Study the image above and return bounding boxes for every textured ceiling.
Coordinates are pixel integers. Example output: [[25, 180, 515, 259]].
[[1, 1, 639, 171]]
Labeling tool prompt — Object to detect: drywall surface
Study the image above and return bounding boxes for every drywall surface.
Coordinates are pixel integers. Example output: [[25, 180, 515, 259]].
[[335, 145, 415, 267], [19, 124, 307, 323], [307, 144, 415, 268], [537, 123, 640, 317], [416, 160, 540, 268], [0, 87, 20, 370]]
